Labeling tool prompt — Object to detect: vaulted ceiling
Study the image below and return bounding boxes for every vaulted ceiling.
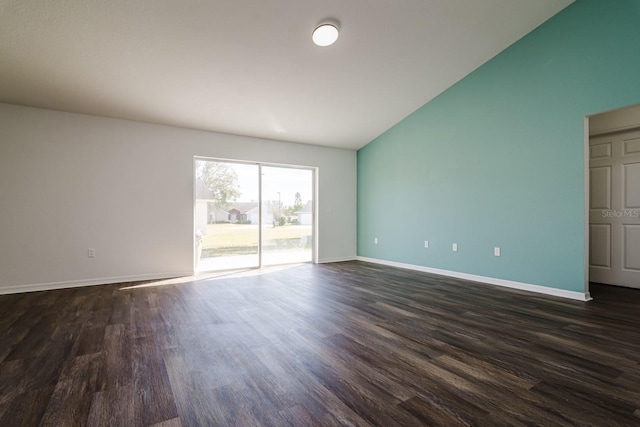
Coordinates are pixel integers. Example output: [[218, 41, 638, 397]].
[[0, 0, 573, 149]]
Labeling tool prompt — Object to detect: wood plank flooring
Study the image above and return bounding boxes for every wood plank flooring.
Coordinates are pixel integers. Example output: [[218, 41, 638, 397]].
[[1, 260, 639, 426]]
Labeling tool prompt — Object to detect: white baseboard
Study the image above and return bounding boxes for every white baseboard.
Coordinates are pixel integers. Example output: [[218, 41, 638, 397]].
[[318, 256, 357, 264], [356, 256, 592, 302], [0, 271, 195, 295], [2, 259, 592, 302]]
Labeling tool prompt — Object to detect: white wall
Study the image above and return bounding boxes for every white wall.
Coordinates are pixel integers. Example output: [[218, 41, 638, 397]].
[[0, 103, 357, 293]]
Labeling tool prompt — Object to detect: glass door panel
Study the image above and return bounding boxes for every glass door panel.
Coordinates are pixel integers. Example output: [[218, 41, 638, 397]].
[[260, 166, 313, 266], [195, 160, 259, 271]]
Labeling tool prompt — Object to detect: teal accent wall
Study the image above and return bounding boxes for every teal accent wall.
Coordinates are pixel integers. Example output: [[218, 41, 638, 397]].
[[357, 0, 640, 293]]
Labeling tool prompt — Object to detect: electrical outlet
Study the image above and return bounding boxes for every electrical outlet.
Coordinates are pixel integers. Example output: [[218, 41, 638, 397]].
[[374, 237, 378, 245], [452, 243, 458, 252], [424, 240, 429, 248], [494, 247, 501, 257], [88, 248, 96, 258]]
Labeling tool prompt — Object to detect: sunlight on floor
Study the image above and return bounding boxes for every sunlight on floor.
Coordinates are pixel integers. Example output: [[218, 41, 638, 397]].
[[118, 263, 308, 290]]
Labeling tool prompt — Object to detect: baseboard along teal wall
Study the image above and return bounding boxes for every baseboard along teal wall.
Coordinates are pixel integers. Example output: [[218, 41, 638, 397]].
[[357, 0, 640, 292]]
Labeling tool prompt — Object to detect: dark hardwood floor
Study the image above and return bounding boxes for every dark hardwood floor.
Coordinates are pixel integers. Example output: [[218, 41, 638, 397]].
[[1, 261, 639, 426]]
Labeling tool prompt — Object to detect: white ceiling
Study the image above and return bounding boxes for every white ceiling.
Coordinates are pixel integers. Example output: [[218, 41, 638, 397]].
[[0, 0, 573, 150]]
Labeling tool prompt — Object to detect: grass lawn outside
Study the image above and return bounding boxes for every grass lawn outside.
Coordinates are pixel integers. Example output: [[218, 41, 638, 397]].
[[201, 223, 312, 257]]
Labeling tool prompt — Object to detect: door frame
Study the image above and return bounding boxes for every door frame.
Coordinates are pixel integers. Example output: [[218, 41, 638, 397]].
[[193, 156, 318, 271], [583, 116, 590, 298], [584, 103, 640, 295]]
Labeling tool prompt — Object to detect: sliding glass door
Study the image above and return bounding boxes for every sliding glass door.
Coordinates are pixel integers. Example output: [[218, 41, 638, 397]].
[[194, 159, 314, 272]]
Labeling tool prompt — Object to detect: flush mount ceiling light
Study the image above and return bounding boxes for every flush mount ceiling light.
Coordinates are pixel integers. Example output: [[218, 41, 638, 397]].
[[312, 22, 339, 47]]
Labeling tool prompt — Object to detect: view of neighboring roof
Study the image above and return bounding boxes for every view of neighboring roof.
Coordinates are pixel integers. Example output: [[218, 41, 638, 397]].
[[227, 202, 258, 213]]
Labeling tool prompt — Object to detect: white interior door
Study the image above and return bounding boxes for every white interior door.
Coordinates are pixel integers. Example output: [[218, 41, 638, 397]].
[[589, 128, 640, 288]]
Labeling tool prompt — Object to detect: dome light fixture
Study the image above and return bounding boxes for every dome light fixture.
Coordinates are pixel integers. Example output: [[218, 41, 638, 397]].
[[312, 22, 339, 47]]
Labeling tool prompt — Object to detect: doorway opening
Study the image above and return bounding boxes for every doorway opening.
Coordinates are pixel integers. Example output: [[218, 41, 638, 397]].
[[194, 158, 315, 272], [586, 103, 640, 290]]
